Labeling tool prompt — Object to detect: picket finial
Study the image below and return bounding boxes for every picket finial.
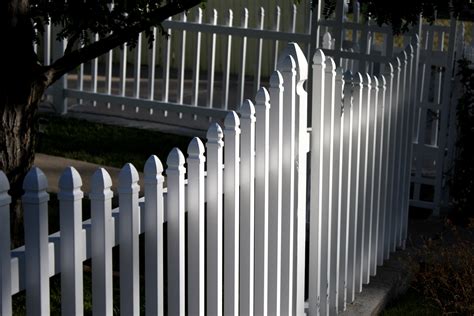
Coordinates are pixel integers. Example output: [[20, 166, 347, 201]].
[[407, 44, 414, 56], [401, 51, 408, 64], [372, 76, 379, 89], [240, 99, 256, 121], [0, 171, 10, 194], [353, 72, 363, 85], [378, 75, 386, 87], [144, 155, 164, 180], [364, 73, 372, 87], [167, 147, 186, 169], [90, 168, 113, 196], [279, 54, 296, 74], [312, 49, 326, 65], [270, 70, 283, 89], [23, 167, 48, 192], [395, 57, 401, 69], [58, 167, 83, 199], [224, 111, 240, 132], [207, 123, 224, 148], [278, 43, 308, 81], [323, 32, 332, 49], [118, 163, 139, 192], [326, 56, 336, 72], [256, 87, 270, 106], [385, 62, 394, 78], [196, 7, 203, 21], [188, 137, 205, 159]]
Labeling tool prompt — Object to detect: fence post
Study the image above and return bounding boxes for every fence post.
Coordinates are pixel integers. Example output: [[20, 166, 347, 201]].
[[223, 112, 240, 316], [23, 167, 50, 315], [254, 87, 270, 316], [187, 139, 206, 316], [239, 99, 256, 316], [144, 155, 165, 316], [90, 168, 114, 316], [206, 123, 224, 316], [58, 167, 84, 316], [268, 70, 283, 316], [0, 172, 11, 316], [167, 148, 186, 316], [308, 49, 326, 316]]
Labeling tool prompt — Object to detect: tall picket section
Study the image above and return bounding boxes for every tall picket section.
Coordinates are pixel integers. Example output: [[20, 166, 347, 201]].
[[3, 43, 417, 315]]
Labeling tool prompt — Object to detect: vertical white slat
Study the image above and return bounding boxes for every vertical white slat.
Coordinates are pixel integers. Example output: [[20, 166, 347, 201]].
[[133, 33, 142, 99], [348, 73, 363, 302], [187, 139, 206, 316], [237, 9, 249, 107], [308, 50, 326, 316], [119, 164, 140, 316], [222, 10, 234, 109], [92, 33, 99, 98], [223, 112, 240, 316], [90, 168, 114, 316], [322, 57, 337, 315], [290, 4, 297, 33], [0, 172, 11, 316], [120, 43, 128, 98], [285, 43, 309, 316], [148, 27, 157, 100], [254, 7, 265, 94], [77, 43, 84, 104], [279, 55, 297, 316], [254, 88, 270, 316], [272, 6, 281, 70], [340, 70, 357, 305], [167, 148, 186, 316], [59, 167, 84, 316], [177, 13, 187, 104], [23, 167, 50, 315], [144, 155, 165, 316], [268, 70, 284, 316], [162, 17, 172, 102], [207, 10, 218, 108], [366, 76, 379, 278], [339, 71, 352, 310], [358, 74, 372, 288], [43, 22, 51, 65], [239, 100, 256, 316], [192, 8, 203, 106], [376, 75, 388, 266], [382, 63, 395, 261], [206, 124, 224, 316], [51, 34, 68, 114], [105, 43, 113, 97]]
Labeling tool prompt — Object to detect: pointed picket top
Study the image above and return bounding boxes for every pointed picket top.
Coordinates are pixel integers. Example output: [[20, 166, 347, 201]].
[[378, 74, 386, 88], [395, 57, 401, 70], [371, 76, 379, 90], [278, 43, 308, 81], [258, 6, 265, 18], [414, 34, 420, 47], [275, 5, 281, 15], [226, 9, 233, 24], [144, 155, 164, 184], [207, 123, 224, 148], [385, 62, 394, 78], [224, 111, 240, 132], [211, 9, 218, 23], [363, 73, 372, 87], [59, 166, 82, 191], [312, 49, 326, 66], [353, 72, 363, 86], [188, 137, 206, 160], [240, 99, 256, 121], [325, 56, 336, 73], [90, 168, 113, 197], [0, 171, 10, 193], [118, 163, 139, 193], [401, 51, 408, 64], [23, 167, 48, 192], [323, 32, 332, 49], [278, 54, 296, 75], [407, 44, 414, 56], [195, 7, 203, 22], [167, 147, 186, 170], [270, 70, 283, 89], [241, 7, 249, 26], [256, 87, 270, 108]]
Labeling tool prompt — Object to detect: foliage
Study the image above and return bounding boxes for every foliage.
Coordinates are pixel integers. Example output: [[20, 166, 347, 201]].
[[448, 59, 474, 224], [381, 288, 441, 316]]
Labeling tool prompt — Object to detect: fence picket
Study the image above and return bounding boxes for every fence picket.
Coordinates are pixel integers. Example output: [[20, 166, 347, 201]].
[[187, 139, 206, 316], [144, 155, 165, 316], [162, 17, 172, 102], [0, 172, 11, 316], [237, 9, 249, 108], [120, 42, 127, 98], [272, 6, 281, 70], [268, 70, 284, 316], [254, 87, 270, 316], [23, 167, 50, 315], [58, 167, 84, 316], [206, 124, 224, 316], [254, 7, 265, 94], [222, 10, 234, 109], [90, 168, 114, 316], [207, 10, 218, 108], [192, 8, 203, 106], [178, 13, 187, 104], [167, 148, 186, 316], [148, 27, 157, 100]]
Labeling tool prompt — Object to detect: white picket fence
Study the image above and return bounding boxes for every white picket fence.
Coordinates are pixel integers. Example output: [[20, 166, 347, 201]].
[[1, 41, 416, 315]]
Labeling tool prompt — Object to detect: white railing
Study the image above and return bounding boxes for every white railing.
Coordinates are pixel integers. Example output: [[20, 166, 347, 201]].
[[1, 42, 416, 315]]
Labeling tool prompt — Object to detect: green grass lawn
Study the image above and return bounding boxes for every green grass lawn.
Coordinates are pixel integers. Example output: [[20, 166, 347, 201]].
[[37, 114, 193, 171]]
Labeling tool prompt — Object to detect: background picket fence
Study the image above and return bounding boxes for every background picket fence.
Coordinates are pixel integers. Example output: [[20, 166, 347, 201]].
[[1, 41, 416, 315]]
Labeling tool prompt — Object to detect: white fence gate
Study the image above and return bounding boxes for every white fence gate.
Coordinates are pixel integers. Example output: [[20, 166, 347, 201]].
[[2, 41, 416, 315]]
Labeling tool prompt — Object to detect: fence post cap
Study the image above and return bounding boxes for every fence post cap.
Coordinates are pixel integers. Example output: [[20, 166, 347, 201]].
[[279, 54, 296, 73], [312, 49, 326, 65], [188, 137, 205, 159], [23, 167, 48, 191], [0, 171, 10, 192], [255, 87, 270, 106], [224, 111, 240, 131], [119, 163, 139, 189], [144, 155, 164, 175], [240, 99, 256, 119], [206, 123, 224, 146], [91, 168, 112, 192], [270, 70, 283, 88], [59, 166, 82, 191], [167, 147, 185, 169]]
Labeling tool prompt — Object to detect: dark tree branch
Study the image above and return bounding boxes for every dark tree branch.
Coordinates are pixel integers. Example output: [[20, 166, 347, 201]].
[[44, 0, 201, 87]]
